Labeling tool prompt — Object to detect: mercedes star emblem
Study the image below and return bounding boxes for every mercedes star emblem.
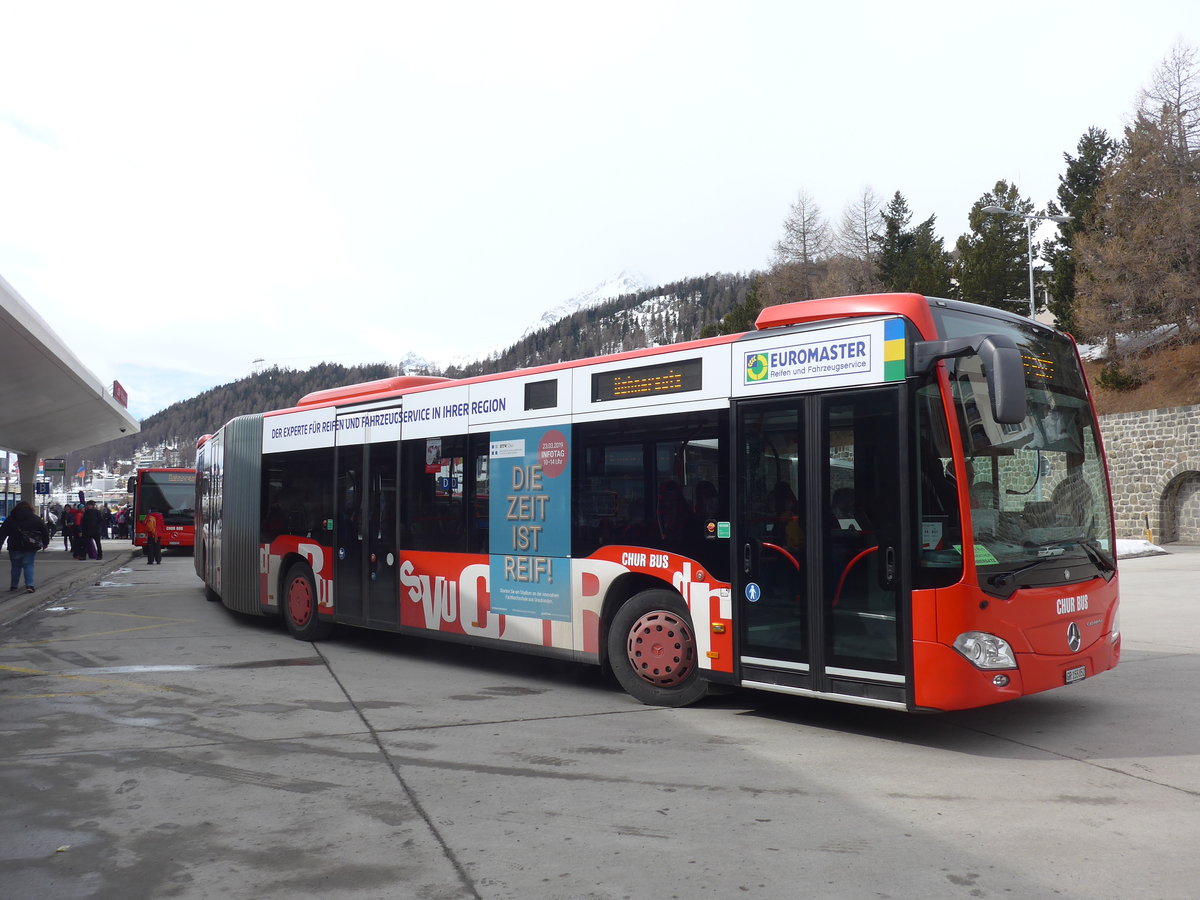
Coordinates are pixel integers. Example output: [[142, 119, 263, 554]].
[[1067, 622, 1082, 653]]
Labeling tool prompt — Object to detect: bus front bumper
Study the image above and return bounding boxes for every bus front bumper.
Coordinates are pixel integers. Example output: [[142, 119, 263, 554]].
[[913, 632, 1121, 712]]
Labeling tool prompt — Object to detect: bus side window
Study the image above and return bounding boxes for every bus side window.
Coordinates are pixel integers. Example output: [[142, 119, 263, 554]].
[[468, 434, 490, 554], [574, 442, 648, 554], [261, 449, 334, 541], [573, 411, 729, 581], [401, 436, 467, 552]]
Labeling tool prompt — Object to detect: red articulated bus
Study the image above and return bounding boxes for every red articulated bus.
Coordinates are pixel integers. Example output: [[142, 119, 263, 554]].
[[129, 467, 196, 551], [194, 294, 1119, 711]]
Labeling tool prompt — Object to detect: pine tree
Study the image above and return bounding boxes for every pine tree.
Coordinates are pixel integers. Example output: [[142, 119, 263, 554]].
[[954, 181, 1035, 312], [1043, 127, 1117, 336], [713, 277, 764, 335], [876, 192, 914, 290], [907, 218, 954, 297], [876, 192, 953, 296]]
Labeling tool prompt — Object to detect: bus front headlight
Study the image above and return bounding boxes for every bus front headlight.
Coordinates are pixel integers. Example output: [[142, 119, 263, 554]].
[[953, 631, 1017, 669]]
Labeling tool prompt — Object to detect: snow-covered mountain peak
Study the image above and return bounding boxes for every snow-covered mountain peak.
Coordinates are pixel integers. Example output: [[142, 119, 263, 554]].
[[522, 270, 650, 337], [410, 270, 653, 372]]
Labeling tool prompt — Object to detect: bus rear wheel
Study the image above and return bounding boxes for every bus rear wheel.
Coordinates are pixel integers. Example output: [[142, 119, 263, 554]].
[[283, 562, 333, 641], [608, 589, 707, 707]]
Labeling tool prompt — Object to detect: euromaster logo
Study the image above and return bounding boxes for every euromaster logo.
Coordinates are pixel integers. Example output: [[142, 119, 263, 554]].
[[742, 334, 873, 386], [745, 352, 769, 382]]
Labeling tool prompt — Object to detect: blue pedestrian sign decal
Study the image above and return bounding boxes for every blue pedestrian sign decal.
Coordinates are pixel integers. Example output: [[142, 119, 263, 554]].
[[745, 582, 761, 603]]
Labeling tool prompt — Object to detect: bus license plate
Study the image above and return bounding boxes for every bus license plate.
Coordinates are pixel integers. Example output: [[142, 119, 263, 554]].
[[1064, 665, 1087, 684]]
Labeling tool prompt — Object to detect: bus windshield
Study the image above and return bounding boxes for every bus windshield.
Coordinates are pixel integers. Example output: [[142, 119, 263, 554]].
[[140, 471, 195, 527], [934, 306, 1115, 597]]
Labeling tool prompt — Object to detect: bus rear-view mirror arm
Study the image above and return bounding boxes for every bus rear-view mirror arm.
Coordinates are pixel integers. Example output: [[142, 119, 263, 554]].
[[912, 333, 1026, 425]]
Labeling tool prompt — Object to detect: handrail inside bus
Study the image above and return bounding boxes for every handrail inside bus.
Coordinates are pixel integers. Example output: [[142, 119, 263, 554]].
[[832, 546, 878, 607], [761, 541, 801, 572]]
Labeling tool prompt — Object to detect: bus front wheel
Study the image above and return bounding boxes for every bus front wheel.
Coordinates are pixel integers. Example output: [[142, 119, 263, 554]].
[[283, 562, 333, 641], [608, 589, 707, 707]]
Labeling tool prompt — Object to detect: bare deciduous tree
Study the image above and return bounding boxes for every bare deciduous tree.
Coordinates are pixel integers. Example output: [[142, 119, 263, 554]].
[[1138, 39, 1200, 169], [763, 189, 830, 304], [835, 186, 884, 260], [823, 186, 884, 296], [1077, 41, 1200, 353]]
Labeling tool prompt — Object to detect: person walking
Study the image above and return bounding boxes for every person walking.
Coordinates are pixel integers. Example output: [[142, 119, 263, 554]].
[[80, 500, 104, 561], [143, 507, 165, 564], [69, 503, 87, 559], [1, 501, 51, 594], [61, 503, 75, 552]]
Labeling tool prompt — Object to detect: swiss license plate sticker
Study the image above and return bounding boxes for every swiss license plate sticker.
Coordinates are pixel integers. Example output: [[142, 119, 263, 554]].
[[1065, 665, 1087, 684]]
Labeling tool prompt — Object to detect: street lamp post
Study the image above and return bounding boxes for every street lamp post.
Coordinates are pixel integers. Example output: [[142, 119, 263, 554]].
[[981, 205, 1073, 318]]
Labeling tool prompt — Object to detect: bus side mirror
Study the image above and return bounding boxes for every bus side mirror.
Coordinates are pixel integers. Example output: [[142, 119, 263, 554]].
[[976, 335, 1026, 425], [913, 333, 1027, 425]]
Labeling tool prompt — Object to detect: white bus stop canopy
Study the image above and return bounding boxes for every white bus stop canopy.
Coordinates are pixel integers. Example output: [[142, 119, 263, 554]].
[[0, 273, 140, 503]]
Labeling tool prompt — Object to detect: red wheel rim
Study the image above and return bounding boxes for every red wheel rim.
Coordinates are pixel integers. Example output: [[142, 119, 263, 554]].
[[626, 610, 696, 686], [287, 576, 314, 627]]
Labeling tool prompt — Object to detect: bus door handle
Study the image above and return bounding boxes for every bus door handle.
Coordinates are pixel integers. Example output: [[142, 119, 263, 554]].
[[883, 546, 897, 587], [743, 542, 753, 574]]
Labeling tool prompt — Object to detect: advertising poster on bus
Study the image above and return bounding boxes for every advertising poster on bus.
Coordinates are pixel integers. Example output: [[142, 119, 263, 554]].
[[488, 425, 571, 621]]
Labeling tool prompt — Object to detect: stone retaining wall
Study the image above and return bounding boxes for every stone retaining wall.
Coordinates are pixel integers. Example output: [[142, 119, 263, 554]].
[[1099, 405, 1200, 542]]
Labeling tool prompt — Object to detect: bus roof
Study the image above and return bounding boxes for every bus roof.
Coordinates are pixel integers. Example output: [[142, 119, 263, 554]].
[[297, 375, 453, 407], [268, 293, 946, 419], [756, 293, 937, 337]]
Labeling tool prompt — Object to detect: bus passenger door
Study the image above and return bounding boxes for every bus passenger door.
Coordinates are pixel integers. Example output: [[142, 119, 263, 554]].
[[818, 389, 906, 704], [736, 387, 908, 707], [335, 446, 365, 625], [365, 441, 399, 627], [736, 401, 811, 678], [335, 438, 401, 628]]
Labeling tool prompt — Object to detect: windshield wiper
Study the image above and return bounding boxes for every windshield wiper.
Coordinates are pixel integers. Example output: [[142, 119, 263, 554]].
[[988, 557, 1048, 589], [1076, 538, 1116, 574], [988, 537, 1115, 590]]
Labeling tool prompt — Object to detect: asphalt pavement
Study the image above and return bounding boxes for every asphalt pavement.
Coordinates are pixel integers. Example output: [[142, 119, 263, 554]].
[[1, 541, 145, 628], [1, 543, 1198, 899]]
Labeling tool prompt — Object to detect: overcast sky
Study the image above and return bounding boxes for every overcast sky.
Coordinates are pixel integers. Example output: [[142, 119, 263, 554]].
[[1, 1, 1194, 421]]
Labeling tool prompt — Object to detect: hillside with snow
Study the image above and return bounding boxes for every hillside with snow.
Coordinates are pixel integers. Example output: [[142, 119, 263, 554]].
[[396, 271, 652, 374], [442, 272, 753, 376], [521, 271, 650, 338]]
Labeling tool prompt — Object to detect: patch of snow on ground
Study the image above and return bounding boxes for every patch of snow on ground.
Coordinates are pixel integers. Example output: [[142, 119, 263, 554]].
[[1076, 324, 1178, 361], [1116, 538, 1168, 558]]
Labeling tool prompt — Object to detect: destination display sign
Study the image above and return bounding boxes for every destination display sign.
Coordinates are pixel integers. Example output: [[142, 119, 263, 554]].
[[591, 358, 702, 402]]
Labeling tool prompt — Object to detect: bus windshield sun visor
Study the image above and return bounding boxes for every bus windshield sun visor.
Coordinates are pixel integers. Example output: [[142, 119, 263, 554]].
[[912, 333, 1026, 425]]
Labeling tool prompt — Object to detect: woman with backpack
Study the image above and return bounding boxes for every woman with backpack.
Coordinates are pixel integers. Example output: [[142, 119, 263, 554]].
[[143, 507, 164, 565], [1, 501, 51, 594]]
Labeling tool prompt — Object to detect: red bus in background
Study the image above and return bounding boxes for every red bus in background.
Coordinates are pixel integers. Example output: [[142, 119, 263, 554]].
[[194, 294, 1120, 712], [128, 467, 196, 551]]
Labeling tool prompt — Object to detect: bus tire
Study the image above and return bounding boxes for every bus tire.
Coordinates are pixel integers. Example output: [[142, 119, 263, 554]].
[[283, 562, 333, 641], [607, 589, 707, 707]]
